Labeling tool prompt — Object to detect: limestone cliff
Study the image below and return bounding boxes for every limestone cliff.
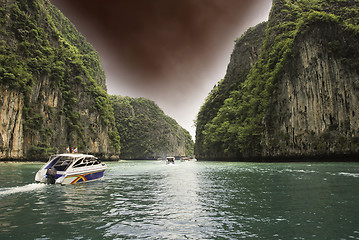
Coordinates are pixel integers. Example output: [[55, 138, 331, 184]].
[[195, 0, 359, 160], [0, 0, 120, 160], [0, 86, 23, 158], [195, 22, 267, 159], [111, 96, 194, 160], [263, 21, 359, 157]]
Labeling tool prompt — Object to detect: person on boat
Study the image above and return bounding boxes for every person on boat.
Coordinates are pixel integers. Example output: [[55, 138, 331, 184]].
[[46, 166, 57, 184]]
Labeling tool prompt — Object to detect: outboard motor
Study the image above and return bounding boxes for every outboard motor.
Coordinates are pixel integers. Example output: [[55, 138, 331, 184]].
[[46, 167, 57, 184]]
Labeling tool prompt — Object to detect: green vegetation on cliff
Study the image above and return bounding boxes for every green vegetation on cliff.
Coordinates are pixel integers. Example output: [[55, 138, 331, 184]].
[[195, 22, 267, 160], [196, 0, 359, 160], [0, 0, 194, 160], [0, 0, 120, 159], [111, 96, 194, 159]]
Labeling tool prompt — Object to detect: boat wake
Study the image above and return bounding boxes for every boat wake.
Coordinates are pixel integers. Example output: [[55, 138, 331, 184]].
[[339, 172, 359, 178], [0, 183, 46, 197]]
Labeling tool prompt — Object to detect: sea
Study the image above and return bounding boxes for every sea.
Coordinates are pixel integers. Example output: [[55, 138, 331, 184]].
[[1, 160, 359, 239]]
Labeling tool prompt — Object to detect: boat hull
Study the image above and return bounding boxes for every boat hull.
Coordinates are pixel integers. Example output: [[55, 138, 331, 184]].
[[59, 169, 106, 185]]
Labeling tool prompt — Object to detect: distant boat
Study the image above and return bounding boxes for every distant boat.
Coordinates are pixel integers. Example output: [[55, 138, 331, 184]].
[[34, 153, 107, 185], [166, 157, 175, 165], [181, 157, 190, 162]]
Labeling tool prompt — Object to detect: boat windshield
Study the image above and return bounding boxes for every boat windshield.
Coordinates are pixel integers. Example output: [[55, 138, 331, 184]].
[[72, 157, 101, 168], [53, 156, 76, 171]]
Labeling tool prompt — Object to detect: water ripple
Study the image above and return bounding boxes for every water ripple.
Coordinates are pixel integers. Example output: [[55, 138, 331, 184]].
[[1, 161, 359, 239]]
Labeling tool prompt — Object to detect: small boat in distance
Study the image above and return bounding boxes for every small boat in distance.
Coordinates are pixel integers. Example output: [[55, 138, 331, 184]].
[[35, 153, 107, 185], [181, 157, 190, 162], [166, 157, 175, 165]]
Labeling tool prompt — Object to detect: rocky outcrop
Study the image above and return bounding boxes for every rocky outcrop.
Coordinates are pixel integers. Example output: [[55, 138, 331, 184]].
[[111, 96, 194, 160], [263, 23, 359, 157], [195, 22, 267, 159], [0, 0, 120, 160], [0, 86, 23, 158], [195, 0, 359, 160]]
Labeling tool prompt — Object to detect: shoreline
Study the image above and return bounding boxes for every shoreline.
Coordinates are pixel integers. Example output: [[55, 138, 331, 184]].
[[2, 156, 359, 163], [197, 153, 359, 162], [1, 152, 359, 163], [0, 161, 43, 164]]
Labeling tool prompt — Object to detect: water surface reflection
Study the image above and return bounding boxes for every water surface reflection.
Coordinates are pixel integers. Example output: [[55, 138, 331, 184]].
[[1, 161, 359, 239], [100, 161, 212, 239]]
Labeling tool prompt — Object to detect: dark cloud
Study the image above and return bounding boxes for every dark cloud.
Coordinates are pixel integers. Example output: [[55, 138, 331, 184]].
[[49, 0, 272, 138], [50, 0, 265, 86]]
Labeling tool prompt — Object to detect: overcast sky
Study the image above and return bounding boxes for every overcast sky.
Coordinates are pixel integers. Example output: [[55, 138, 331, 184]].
[[49, 0, 273, 140]]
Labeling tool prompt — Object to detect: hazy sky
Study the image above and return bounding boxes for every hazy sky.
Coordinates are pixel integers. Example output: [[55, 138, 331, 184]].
[[49, 0, 273, 140]]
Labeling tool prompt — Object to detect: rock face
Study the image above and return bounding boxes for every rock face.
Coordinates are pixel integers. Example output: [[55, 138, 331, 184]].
[[195, 22, 267, 159], [263, 23, 359, 157], [0, 86, 24, 158], [111, 96, 194, 160], [0, 0, 120, 160], [195, 0, 359, 160]]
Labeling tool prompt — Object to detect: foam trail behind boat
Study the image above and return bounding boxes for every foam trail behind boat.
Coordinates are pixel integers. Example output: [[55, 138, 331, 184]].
[[0, 183, 46, 197]]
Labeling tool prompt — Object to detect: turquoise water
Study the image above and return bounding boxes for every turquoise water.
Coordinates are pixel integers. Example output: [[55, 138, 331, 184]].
[[1, 160, 359, 239]]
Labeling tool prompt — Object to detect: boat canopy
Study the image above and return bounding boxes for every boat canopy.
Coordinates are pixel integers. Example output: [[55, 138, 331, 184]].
[[44, 154, 101, 172]]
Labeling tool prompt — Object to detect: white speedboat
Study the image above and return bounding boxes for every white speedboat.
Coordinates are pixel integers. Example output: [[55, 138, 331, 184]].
[[35, 153, 107, 185], [166, 157, 175, 165]]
